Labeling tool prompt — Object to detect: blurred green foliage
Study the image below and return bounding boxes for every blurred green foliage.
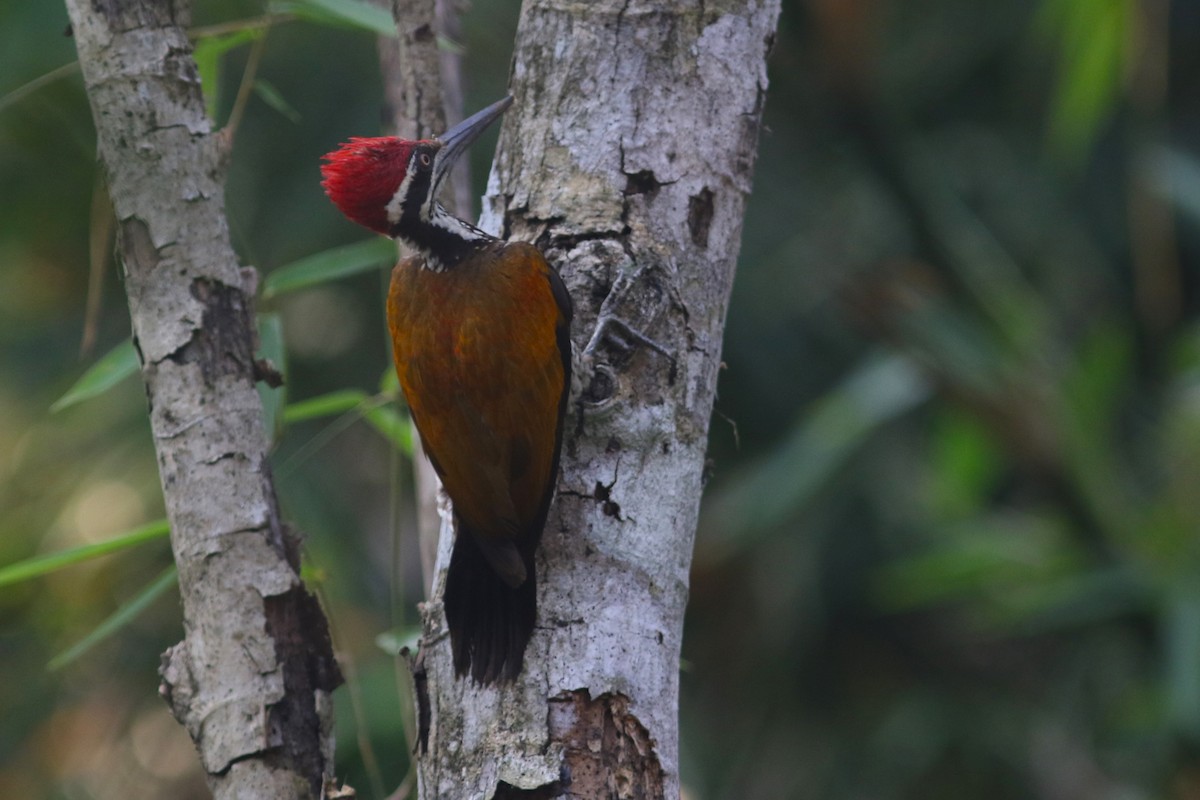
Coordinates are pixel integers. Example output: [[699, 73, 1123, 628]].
[[2, 0, 1200, 798]]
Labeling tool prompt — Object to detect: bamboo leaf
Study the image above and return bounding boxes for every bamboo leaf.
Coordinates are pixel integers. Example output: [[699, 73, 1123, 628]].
[[253, 78, 301, 123], [379, 365, 400, 395], [257, 312, 287, 441], [363, 404, 413, 454], [268, 0, 396, 36], [193, 28, 263, 121], [0, 520, 170, 589], [263, 238, 397, 298], [283, 389, 371, 424], [702, 352, 931, 557], [1037, 0, 1134, 164], [48, 566, 178, 671], [51, 339, 139, 413]]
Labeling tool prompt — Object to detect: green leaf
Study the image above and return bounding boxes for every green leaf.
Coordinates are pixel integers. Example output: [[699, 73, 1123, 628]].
[[928, 410, 1003, 521], [253, 78, 302, 123], [263, 238, 397, 298], [378, 365, 399, 395], [0, 519, 170, 589], [1037, 0, 1135, 164], [51, 339, 139, 413], [872, 512, 1078, 614], [193, 28, 264, 122], [283, 389, 371, 424], [702, 352, 931, 557], [257, 312, 287, 441], [364, 404, 413, 454], [48, 565, 178, 671], [268, 0, 396, 36]]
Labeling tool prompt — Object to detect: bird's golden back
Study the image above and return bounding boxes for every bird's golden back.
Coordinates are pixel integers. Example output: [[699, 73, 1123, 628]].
[[387, 241, 570, 544]]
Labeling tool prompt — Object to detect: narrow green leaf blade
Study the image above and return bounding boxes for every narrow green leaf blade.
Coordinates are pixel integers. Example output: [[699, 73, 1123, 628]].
[[48, 565, 178, 671], [1037, 0, 1133, 164], [0, 519, 170, 589], [257, 312, 287, 441], [268, 0, 396, 36], [283, 389, 371, 424], [378, 365, 399, 395], [263, 238, 397, 298], [364, 404, 413, 454], [193, 28, 263, 121], [702, 352, 931, 557], [51, 339, 139, 413], [253, 78, 302, 123]]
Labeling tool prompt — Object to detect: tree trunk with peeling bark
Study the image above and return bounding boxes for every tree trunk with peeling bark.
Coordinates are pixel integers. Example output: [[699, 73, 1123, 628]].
[[63, 2, 342, 798], [412, 1, 780, 797]]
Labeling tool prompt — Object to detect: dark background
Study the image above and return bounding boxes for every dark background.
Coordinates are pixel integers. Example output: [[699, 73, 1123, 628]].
[[3, 0, 1200, 797]]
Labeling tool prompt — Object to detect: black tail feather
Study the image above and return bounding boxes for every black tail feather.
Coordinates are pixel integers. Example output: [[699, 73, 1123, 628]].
[[443, 526, 536, 684]]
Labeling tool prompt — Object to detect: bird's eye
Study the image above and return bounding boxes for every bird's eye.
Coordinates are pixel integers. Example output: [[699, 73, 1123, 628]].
[[420, 153, 432, 167]]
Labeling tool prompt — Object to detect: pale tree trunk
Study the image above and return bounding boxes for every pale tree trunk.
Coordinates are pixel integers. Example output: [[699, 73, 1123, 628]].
[[63, 2, 342, 798], [413, 1, 780, 797]]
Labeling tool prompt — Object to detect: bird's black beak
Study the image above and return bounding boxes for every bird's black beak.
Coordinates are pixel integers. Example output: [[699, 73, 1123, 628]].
[[432, 95, 513, 190]]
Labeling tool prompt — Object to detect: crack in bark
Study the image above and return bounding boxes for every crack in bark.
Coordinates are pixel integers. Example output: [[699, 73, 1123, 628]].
[[411, 650, 432, 754], [154, 415, 208, 439], [622, 168, 678, 201], [201, 450, 242, 466], [687, 187, 715, 248]]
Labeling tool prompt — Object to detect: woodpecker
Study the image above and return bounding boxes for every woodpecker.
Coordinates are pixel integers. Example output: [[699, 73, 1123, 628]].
[[321, 96, 572, 684]]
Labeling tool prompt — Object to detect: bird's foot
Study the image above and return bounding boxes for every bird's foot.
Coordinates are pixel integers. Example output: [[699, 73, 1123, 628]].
[[572, 312, 675, 405]]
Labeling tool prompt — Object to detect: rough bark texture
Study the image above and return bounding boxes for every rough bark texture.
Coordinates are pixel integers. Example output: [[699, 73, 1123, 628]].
[[63, 1, 342, 797], [414, 0, 780, 797]]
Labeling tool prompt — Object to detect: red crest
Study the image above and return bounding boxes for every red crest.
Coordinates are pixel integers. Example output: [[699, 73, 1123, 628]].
[[320, 137, 416, 234]]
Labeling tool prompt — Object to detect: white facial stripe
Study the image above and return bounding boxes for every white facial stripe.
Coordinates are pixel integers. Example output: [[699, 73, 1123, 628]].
[[431, 207, 486, 238], [430, 205, 488, 243], [385, 153, 419, 225]]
